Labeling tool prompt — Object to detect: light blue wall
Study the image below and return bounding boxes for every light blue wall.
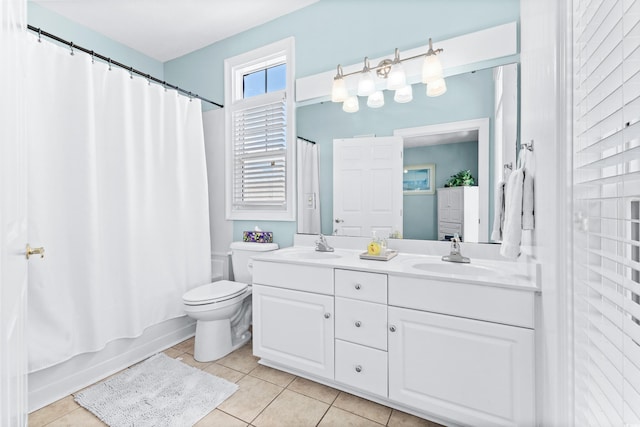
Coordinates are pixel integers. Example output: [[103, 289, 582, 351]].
[[27, 2, 163, 78], [165, 0, 519, 110], [403, 141, 479, 240], [297, 67, 495, 237], [164, 0, 518, 247]]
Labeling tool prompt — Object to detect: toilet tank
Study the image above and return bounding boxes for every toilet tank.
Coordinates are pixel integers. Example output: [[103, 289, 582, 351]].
[[230, 241, 279, 284]]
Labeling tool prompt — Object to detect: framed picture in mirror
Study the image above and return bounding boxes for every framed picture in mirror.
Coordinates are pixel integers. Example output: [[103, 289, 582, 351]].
[[403, 163, 435, 195]]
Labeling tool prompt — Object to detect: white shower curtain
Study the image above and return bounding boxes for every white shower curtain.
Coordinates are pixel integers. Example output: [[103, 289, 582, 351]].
[[25, 35, 211, 372], [296, 139, 321, 234]]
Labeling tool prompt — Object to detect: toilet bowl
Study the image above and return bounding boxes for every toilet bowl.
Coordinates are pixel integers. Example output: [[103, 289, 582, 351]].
[[182, 241, 278, 362]]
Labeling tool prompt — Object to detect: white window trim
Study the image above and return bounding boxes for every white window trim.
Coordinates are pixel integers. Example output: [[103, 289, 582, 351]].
[[224, 37, 296, 221]]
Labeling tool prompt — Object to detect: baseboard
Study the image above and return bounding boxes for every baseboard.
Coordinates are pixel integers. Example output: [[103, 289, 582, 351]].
[[28, 316, 195, 413]]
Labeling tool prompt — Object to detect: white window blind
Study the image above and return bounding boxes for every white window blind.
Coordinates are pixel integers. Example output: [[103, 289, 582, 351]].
[[231, 94, 287, 210], [573, 0, 640, 425]]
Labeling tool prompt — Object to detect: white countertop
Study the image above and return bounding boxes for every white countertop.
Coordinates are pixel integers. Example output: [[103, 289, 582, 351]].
[[252, 246, 539, 292]]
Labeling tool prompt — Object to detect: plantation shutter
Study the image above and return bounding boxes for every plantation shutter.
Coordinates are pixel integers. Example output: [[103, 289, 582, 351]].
[[573, 0, 640, 425], [231, 93, 287, 210]]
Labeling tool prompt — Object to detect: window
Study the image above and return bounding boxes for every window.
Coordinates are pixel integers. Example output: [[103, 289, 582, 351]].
[[224, 38, 296, 221], [243, 64, 286, 98], [572, 1, 640, 425]]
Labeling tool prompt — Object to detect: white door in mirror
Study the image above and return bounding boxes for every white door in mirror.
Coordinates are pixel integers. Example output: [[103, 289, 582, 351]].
[[333, 136, 403, 238]]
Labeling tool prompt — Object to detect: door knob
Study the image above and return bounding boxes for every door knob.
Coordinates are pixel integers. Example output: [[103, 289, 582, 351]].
[[335, 218, 344, 223], [26, 244, 45, 260]]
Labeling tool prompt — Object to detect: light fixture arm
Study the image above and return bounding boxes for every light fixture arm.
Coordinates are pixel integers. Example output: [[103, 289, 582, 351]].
[[361, 57, 371, 73], [338, 41, 443, 80], [426, 38, 444, 57]]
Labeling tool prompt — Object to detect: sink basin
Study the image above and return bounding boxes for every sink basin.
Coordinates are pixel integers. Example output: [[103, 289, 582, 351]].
[[280, 250, 342, 260], [409, 262, 496, 276]]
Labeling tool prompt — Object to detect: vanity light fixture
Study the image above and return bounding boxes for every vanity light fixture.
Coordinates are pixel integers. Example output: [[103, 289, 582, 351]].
[[330, 38, 446, 113]]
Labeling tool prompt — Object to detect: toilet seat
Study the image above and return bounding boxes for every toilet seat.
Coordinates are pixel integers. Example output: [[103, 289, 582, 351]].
[[183, 280, 248, 306]]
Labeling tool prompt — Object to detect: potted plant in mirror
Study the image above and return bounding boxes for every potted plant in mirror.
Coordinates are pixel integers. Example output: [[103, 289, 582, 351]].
[[444, 170, 476, 187]]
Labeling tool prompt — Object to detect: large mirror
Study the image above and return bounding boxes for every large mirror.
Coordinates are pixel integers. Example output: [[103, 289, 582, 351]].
[[297, 62, 518, 243]]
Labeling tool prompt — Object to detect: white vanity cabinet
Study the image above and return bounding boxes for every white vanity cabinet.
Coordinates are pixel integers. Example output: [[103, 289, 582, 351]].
[[252, 254, 538, 427], [252, 262, 335, 380], [388, 275, 536, 427], [437, 186, 479, 242]]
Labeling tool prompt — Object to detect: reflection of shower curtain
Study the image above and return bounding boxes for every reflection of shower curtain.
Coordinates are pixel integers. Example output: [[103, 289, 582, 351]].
[[297, 139, 321, 234], [25, 35, 211, 372]]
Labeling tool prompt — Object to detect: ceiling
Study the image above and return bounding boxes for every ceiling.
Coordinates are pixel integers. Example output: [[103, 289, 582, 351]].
[[31, 0, 320, 62]]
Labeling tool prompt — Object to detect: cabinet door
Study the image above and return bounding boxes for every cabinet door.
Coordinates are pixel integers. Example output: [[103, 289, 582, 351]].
[[253, 285, 334, 380], [388, 307, 535, 427], [437, 187, 462, 223]]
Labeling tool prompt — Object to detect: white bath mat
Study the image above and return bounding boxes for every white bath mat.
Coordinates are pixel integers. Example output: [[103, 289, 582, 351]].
[[74, 353, 238, 427]]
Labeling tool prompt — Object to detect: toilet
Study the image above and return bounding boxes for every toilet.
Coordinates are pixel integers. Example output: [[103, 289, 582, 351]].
[[182, 241, 279, 362]]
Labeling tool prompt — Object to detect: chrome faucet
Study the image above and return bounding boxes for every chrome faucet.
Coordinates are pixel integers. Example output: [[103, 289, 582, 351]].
[[315, 234, 334, 252], [442, 233, 470, 263]]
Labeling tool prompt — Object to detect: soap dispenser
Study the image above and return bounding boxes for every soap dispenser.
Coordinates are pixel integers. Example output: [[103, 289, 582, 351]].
[[367, 231, 382, 256]]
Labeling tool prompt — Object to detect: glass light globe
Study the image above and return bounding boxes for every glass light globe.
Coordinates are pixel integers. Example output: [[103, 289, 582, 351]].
[[422, 54, 444, 84], [386, 63, 406, 90], [426, 78, 447, 97], [331, 77, 348, 102], [357, 71, 376, 96], [394, 84, 413, 103], [367, 91, 385, 108], [342, 95, 359, 113]]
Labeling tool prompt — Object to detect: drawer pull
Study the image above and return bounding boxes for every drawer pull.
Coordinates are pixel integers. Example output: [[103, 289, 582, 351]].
[[354, 283, 361, 290], [355, 321, 362, 327], [389, 325, 397, 332], [324, 313, 331, 319], [355, 365, 362, 373]]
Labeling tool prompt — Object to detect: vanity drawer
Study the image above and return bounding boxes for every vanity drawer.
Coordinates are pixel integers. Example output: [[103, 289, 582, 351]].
[[253, 261, 333, 295], [389, 275, 535, 329], [335, 269, 387, 304], [335, 297, 387, 350], [335, 339, 388, 397]]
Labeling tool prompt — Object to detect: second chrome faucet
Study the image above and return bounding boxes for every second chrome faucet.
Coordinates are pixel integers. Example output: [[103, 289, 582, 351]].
[[315, 234, 334, 252], [442, 233, 470, 263]]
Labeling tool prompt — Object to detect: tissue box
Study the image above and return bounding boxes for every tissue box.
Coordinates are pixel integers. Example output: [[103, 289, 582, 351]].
[[243, 231, 274, 243]]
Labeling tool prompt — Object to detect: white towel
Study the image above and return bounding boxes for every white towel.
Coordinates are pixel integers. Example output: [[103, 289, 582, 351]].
[[491, 180, 506, 241], [522, 169, 535, 230], [500, 168, 524, 259]]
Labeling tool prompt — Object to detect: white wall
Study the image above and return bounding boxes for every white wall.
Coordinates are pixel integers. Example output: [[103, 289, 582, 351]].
[[203, 109, 233, 279], [520, 0, 572, 425]]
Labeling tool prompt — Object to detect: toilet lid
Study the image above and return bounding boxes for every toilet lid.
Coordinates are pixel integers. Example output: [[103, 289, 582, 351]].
[[183, 280, 248, 305]]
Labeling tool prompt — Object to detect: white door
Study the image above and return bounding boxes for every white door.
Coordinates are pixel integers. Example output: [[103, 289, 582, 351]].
[[252, 284, 334, 380], [333, 137, 403, 237], [388, 306, 535, 427], [1, 0, 28, 423]]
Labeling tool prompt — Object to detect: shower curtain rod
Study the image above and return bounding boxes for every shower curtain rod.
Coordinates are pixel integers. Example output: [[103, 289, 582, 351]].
[[27, 25, 223, 108], [297, 136, 316, 144]]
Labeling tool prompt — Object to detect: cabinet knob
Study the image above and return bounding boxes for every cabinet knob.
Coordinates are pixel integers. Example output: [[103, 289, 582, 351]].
[[389, 325, 397, 332], [355, 321, 361, 327], [354, 283, 361, 290], [324, 313, 331, 319], [355, 365, 362, 373]]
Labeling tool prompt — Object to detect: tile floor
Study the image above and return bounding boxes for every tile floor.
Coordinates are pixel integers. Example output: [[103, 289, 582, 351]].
[[29, 337, 443, 427]]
